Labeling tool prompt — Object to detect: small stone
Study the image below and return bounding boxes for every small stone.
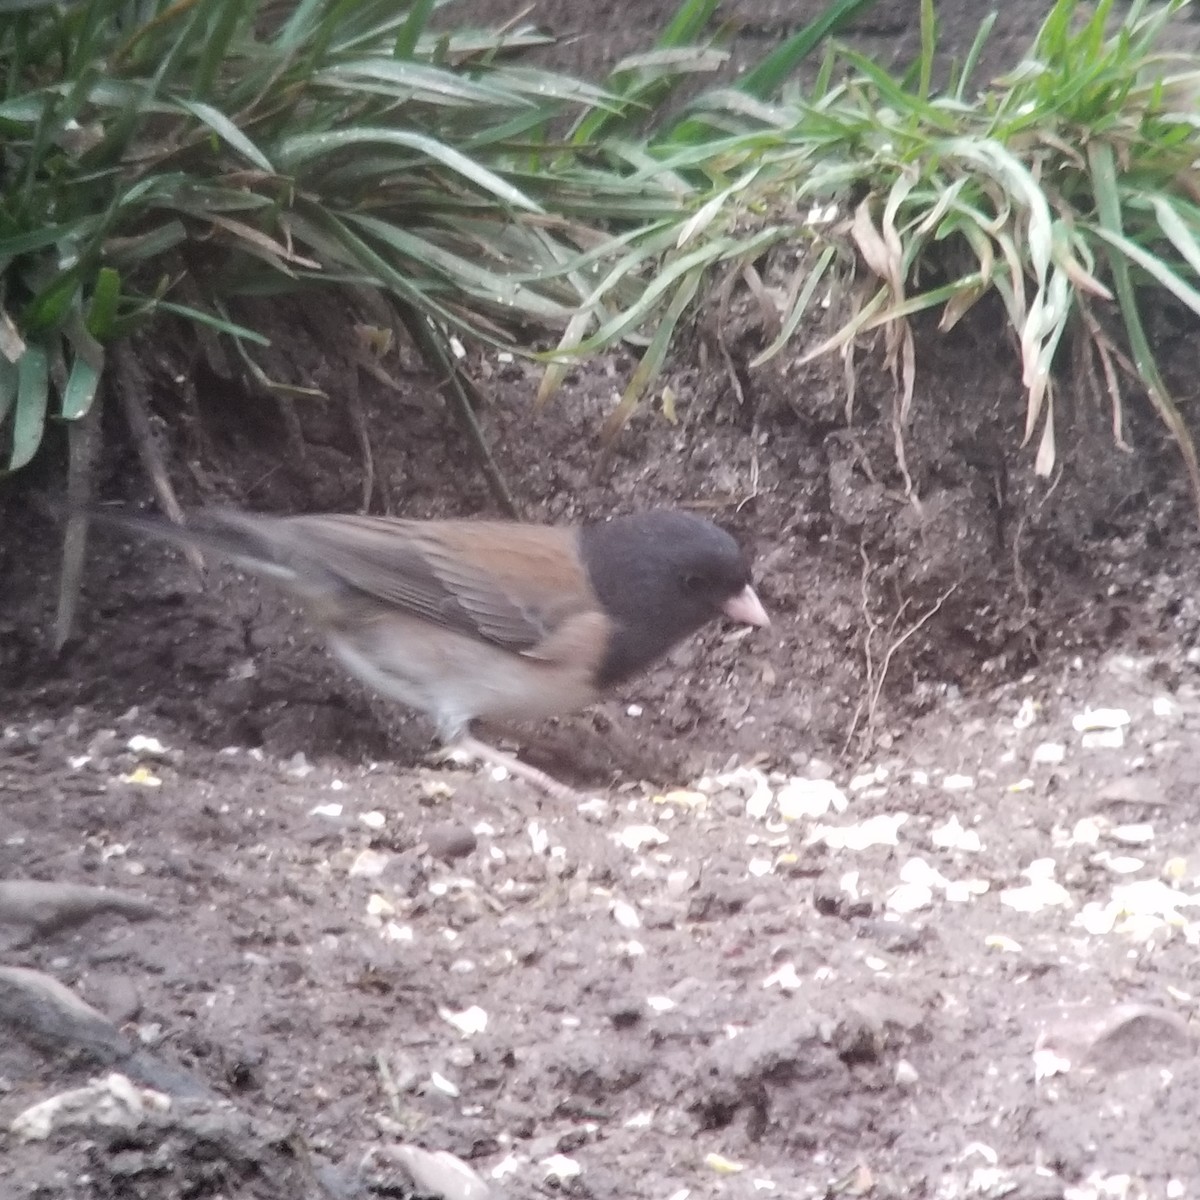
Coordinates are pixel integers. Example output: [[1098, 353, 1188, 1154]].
[[886, 882, 933, 914], [1110, 822, 1154, 845], [1032, 742, 1066, 765], [362, 1144, 493, 1200], [424, 823, 477, 863], [616, 825, 668, 852], [609, 1004, 642, 1029], [11, 1074, 170, 1142], [1097, 776, 1165, 807], [577, 796, 610, 821], [348, 849, 390, 878], [1035, 1003, 1195, 1075], [543, 1154, 582, 1182], [776, 777, 848, 820]]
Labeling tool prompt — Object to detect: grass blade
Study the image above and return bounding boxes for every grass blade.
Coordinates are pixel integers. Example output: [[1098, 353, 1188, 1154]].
[[276, 128, 543, 212], [1089, 139, 1200, 519], [60, 351, 102, 421], [7, 343, 48, 471], [735, 0, 882, 100]]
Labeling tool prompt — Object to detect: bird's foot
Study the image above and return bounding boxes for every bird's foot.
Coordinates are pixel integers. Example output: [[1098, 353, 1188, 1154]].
[[433, 735, 578, 802]]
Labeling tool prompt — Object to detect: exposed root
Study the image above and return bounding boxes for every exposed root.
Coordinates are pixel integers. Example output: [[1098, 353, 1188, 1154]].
[[846, 541, 959, 760]]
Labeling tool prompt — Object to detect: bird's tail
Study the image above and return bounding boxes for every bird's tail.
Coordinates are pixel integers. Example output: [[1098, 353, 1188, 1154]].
[[88, 507, 299, 583]]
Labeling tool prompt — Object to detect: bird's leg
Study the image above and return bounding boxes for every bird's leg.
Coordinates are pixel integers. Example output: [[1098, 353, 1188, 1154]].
[[435, 735, 578, 801]]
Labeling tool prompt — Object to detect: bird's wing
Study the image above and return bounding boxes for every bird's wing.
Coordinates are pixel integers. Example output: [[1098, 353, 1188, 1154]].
[[280, 514, 598, 654]]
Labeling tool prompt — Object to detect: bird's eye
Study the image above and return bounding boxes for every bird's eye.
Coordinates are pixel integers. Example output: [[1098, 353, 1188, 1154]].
[[682, 573, 706, 592]]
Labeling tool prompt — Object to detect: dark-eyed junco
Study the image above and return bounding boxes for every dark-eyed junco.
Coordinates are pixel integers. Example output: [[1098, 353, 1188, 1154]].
[[93, 507, 769, 793]]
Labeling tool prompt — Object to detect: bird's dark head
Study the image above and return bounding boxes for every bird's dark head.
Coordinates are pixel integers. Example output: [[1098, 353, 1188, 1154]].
[[579, 510, 768, 687]]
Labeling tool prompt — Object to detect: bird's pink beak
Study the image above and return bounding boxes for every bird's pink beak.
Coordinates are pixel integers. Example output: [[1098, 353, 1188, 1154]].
[[723, 584, 770, 628]]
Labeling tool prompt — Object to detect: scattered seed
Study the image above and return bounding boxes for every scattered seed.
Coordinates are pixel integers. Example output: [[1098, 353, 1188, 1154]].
[[1000, 860, 1072, 913], [653, 789, 707, 811], [984, 934, 1023, 953], [120, 767, 161, 788], [616, 825, 668, 852], [810, 812, 908, 851], [127, 735, 169, 757], [1013, 697, 1038, 730], [931, 816, 982, 852], [1073, 707, 1131, 732], [704, 1152, 745, 1175], [528, 823, 550, 856], [762, 962, 802, 992], [438, 1005, 488, 1037], [1082, 728, 1125, 750]]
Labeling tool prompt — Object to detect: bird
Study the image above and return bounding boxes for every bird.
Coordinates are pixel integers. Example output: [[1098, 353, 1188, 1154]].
[[91, 506, 770, 795]]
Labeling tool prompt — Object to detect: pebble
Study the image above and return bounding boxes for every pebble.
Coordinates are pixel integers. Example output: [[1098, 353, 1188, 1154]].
[[1032, 742, 1066, 765], [424, 823, 478, 863]]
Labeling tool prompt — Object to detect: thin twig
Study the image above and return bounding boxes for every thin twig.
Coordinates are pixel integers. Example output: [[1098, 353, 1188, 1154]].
[[346, 371, 375, 513], [112, 341, 203, 571], [375, 1051, 404, 1124]]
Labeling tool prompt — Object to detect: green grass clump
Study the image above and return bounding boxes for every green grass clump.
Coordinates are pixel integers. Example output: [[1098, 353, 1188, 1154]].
[[0, 0, 649, 485], [550, 0, 1200, 506], [0, 0, 879, 498], [7, 0, 1200, 567]]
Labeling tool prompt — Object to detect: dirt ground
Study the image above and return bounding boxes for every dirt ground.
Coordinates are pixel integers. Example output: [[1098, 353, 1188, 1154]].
[[6, 3, 1200, 1199]]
